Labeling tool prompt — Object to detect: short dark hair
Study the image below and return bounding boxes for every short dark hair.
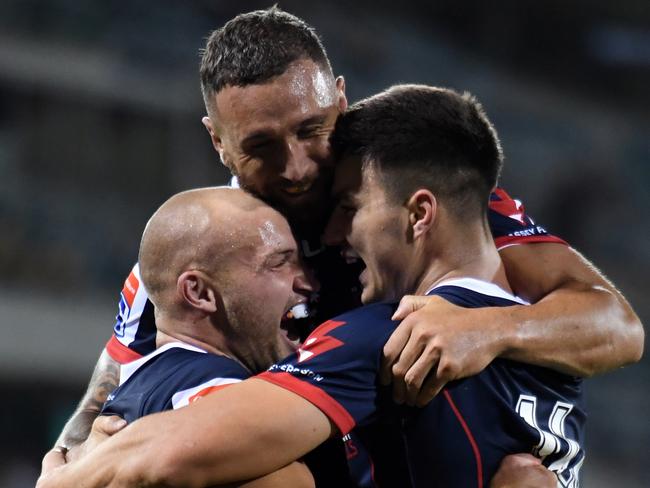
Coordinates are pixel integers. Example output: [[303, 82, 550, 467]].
[[200, 6, 332, 103], [333, 84, 503, 219]]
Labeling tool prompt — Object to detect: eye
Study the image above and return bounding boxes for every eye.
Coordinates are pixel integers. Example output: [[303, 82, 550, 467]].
[[247, 140, 273, 151], [297, 126, 321, 139], [267, 250, 293, 269]]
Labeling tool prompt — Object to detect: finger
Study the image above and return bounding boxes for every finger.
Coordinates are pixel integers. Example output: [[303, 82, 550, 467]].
[[380, 321, 412, 385], [391, 295, 431, 320], [390, 338, 426, 405], [403, 347, 441, 406], [41, 447, 67, 476], [92, 415, 127, 436], [415, 364, 449, 407]]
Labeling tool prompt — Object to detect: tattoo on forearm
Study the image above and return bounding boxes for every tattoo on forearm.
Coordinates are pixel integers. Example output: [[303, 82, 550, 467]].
[[55, 350, 120, 448]]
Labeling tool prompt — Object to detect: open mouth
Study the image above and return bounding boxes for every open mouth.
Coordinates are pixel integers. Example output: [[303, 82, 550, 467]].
[[341, 248, 368, 288], [280, 302, 311, 344], [282, 181, 314, 196]]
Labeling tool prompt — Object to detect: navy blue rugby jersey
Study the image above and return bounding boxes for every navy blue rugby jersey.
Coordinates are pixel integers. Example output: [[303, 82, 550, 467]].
[[106, 188, 564, 364], [258, 278, 585, 488], [101, 342, 250, 423]]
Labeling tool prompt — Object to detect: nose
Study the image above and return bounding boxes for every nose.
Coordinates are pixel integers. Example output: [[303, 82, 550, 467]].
[[322, 207, 348, 247], [281, 140, 319, 184], [293, 264, 320, 295]]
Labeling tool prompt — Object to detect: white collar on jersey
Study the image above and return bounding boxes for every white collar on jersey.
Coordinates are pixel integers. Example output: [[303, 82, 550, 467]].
[[229, 176, 239, 188], [119, 341, 207, 386], [425, 277, 529, 305]]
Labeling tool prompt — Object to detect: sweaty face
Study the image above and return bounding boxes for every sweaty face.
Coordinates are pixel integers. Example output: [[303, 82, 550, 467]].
[[208, 59, 346, 224], [324, 157, 411, 304], [221, 207, 316, 364]]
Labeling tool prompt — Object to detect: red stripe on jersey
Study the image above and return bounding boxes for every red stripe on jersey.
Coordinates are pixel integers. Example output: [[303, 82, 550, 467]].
[[258, 371, 356, 435], [495, 234, 567, 250], [122, 271, 139, 308], [106, 336, 143, 364], [443, 390, 483, 488], [188, 384, 232, 403], [310, 319, 346, 337]]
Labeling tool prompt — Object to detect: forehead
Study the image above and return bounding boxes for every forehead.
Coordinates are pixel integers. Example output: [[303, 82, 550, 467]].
[[332, 155, 362, 199], [213, 60, 337, 137], [253, 207, 295, 250], [333, 157, 385, 201]]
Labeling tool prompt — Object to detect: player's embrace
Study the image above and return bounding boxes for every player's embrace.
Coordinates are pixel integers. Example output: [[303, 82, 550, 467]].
[[40, 86, 592, 488]]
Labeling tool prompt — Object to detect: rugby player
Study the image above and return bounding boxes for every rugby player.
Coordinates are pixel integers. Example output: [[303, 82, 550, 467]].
[[36, 85, 576, 488], [42, 5, 642, 482], [98, 187, 315, 487]]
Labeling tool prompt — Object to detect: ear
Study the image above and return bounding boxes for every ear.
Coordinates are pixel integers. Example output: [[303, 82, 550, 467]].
[[407, 190, 437, 240], [201, 116, 225, 164], [335, 76, 348, 112], [177, 270, 218, 313]]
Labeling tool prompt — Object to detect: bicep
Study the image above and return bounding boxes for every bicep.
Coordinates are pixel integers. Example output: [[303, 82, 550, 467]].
[[499, 243, 614, 302]]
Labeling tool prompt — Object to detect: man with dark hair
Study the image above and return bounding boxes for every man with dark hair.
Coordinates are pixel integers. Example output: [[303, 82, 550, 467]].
[[42, 5, 642, 486], [36, 85, 573, 488]]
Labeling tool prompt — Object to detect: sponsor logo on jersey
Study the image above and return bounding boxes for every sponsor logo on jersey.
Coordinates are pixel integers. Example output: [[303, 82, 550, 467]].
[[122, 271, 140, 308], [268, 363, 325, 382]]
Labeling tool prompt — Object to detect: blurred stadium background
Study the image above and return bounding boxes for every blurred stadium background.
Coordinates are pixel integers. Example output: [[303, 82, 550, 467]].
[[0, 1, 648, 486]]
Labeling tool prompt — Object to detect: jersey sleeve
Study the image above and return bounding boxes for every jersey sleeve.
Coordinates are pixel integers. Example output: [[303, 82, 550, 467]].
[[257, 304, 397, 436], [488, 188, 567, 250], [105, 263, 157, 364]]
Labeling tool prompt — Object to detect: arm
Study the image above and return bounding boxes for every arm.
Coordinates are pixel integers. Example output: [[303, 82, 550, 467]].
[[232, 462, 314, 488], [36, 378, 333, 488], [497, 243, 643, 374], [53, 348, 120, 449], [382, 243, 643, 406], [489, 454, 556, 488], [39, 348, 121, 475]]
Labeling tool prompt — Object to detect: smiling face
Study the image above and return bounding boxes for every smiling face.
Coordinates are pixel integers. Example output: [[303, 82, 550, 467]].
[[324, 157, 413, 304], [218, 204, 317, 363], [203, 59, 347, 225]]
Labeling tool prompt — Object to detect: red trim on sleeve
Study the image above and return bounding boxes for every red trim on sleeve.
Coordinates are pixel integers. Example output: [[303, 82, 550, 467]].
[[188, 384, 231, 403], [105, 336, 143, 364], [257, 371, 356, 435], [443, 390, 484, 488], [494, 234, 567, 250]]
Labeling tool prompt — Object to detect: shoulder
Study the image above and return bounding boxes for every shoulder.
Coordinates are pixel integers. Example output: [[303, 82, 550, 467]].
[[430, 279, 527, 309]]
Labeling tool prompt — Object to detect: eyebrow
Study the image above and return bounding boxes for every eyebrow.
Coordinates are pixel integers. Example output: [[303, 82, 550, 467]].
[[240, 130, 275, 146], [297, 115, 328, 128]]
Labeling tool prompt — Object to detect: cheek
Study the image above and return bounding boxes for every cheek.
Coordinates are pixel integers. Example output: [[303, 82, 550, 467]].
[[304, 137, 335, 166]]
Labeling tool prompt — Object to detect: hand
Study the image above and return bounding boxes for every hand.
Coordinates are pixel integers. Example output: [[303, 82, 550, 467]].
[[38, 415, 126, 484], [40, 447, 68, 478], [490, 454, 556, 488], [380, 295, 506, 406], [68, 415, 127, 463]]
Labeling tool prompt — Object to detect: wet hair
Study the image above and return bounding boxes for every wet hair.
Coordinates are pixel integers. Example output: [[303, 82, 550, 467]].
[[333, 84, 503, 219], [200, 6, 333, 103]]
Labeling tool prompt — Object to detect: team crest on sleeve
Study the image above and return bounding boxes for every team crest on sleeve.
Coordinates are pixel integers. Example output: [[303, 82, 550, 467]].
[[113, 268, 140, 337], [297, 320, 346, 363]]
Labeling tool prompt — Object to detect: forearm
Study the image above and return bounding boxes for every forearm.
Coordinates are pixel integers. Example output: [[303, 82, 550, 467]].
[[54, 348, 120, 448], [494, 281, 642, 376], [39, 379, 331, 488]]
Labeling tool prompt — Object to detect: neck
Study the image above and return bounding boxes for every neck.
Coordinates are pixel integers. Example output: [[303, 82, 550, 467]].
[[412, 215, 511, 296], [156, 314, 292, 375]]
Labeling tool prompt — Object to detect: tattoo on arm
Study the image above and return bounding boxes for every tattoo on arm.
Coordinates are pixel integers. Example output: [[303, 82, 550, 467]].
[[54, 348, 120, 448]]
